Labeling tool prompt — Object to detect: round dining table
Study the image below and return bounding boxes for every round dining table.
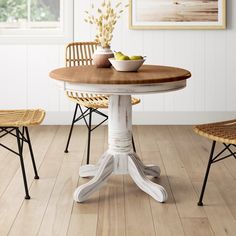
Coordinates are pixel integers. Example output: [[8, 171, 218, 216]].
[[50, 65, 191, 203]]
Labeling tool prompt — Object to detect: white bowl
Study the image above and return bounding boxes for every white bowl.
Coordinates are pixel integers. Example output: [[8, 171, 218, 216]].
[[108, 58, 145, 72]]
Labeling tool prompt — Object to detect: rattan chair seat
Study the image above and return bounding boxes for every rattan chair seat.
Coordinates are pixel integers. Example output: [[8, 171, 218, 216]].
[[66, 92, 140, 109], [194, 119, 236, 145], [0, 109, 45, 127]]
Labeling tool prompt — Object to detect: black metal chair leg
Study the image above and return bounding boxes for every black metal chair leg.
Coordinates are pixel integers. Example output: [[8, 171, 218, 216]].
[[86, 108, 92, 165], [25, 127, 39, 179], [132, 135, 136, 153], [64, 104, 79, 153], [16, 128, 30, 200], [198, 140, 216, 206]]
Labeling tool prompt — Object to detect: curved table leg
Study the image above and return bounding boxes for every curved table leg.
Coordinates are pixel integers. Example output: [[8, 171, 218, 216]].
[[79, 152, 161, 178], [79, 161, 161, 178], [79, 152, 109, 177], [74, 153, 114, 203], [128, 154, 168, 203], [132, 153, 161, 178]]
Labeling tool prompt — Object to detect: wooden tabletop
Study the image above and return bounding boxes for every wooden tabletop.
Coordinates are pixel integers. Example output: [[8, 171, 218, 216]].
[[50, 65, 191, 85]]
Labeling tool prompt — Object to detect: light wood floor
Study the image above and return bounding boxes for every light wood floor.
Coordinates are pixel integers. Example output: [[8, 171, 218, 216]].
[[0, 125, 236, 236]]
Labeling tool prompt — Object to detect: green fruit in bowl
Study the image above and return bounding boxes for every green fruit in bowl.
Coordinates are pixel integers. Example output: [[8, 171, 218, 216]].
[[119, 55, 130, 60], [130, 55, 143, 60], [114, 51, 124, 60], [114, 51, 144, 61]]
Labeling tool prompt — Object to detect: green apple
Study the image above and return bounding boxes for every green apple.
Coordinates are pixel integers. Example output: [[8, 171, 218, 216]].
[[130, 55, 143, 60]]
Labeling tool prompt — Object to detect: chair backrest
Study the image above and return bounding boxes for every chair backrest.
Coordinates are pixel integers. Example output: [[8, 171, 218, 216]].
[[65, 42, 97, 67]]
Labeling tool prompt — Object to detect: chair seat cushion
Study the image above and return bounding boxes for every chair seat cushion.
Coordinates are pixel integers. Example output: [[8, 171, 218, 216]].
[[0, 109, 45, 127], [194, 119, 236, 145]]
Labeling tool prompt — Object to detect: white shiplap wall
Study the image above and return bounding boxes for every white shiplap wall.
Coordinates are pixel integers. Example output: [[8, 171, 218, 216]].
[[0, 0, 235, 124]]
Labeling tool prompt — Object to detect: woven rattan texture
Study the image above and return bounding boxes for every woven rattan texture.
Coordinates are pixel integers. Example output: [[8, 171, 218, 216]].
[[0, 109, 45, 127], [66, 42, 105, 109], [194, 119, 236, 145], [66, 92, 140, 109]]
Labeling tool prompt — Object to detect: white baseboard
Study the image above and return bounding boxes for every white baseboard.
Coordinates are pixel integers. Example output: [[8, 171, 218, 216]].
[[43, 111, 236, 125]]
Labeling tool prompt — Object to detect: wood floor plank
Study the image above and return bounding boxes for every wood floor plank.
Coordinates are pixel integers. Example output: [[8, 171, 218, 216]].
[[124, 126, 156, 236], [223, 158, 236, 180], [0, 150, 20, 197], [8, 126, 70, 236], [97, 176, 126, 236], [152, 125, 206, 218], [0, 126, 58, 236], [168, 125, 207, 182], [96, 127, 126, 236], [67, 126, 106, 236], [137, 126, 185, 236], [193, 182, 236, 236], [37, 126, 87, 236], [124, 175, 156, 236], [143, 150, 186, 236], [37, 161, 81, 236], [181, 217, 214, 236]]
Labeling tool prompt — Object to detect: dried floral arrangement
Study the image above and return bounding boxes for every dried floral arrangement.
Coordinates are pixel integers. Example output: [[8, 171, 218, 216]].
[[84, 1, 128, 48]]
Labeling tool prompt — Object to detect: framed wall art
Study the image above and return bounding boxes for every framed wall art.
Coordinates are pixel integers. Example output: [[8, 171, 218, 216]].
[[129, 0, 226, 30]]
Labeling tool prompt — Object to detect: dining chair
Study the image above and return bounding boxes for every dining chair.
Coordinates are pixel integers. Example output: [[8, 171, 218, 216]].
[[64, 42, 140, 164], [0, 109, 45, 199], [194, 119, 236, 206]]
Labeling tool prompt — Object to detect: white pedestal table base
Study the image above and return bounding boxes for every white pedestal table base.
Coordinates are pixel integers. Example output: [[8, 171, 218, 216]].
[[73, 95, 168, 203]]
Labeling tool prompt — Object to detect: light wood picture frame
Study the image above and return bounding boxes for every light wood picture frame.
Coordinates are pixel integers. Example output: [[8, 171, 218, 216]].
[[129, 0, 226, 30]]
